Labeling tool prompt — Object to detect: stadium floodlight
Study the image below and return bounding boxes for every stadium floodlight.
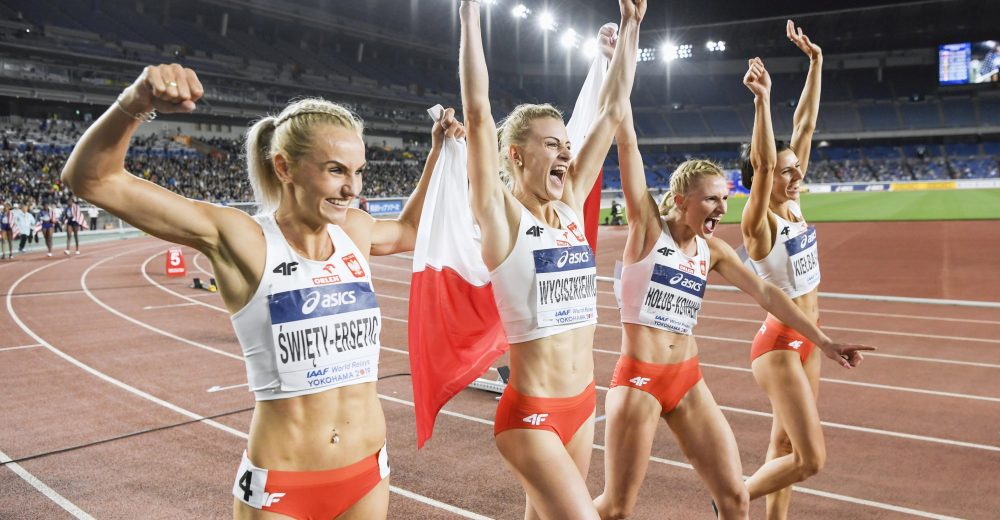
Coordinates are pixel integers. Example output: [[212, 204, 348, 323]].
[[482, 0, 499, 5], [662, 43, 692, 61], [706, 40, 726, 52], [582, 38, 599, 59], [538, 11, 557, 32], [637, 47, 657, 62], [560, 28, 580, 49], [511, 4, 530, 19]]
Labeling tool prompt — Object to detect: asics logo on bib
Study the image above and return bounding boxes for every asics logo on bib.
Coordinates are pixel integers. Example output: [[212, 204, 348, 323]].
[[669, 273, 703, 292], [629, 376, 651, 386], [300, 289, 358, 315], [557, 249, 590, 268], [523, 413, 548, 426]]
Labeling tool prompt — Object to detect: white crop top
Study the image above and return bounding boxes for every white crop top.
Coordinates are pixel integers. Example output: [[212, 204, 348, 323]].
[[616, 221, 709, 335], [231, 214, 381, 401], [748, 202, 821, 298], [489, 200, 598, 344]]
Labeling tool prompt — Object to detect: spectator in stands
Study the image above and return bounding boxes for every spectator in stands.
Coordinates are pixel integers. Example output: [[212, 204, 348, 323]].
[[61, 62, 463, 520], [14, 202, 34, 254], [609, 199, 623, 225], [738, 26, 874, 520], [0, 200, 12, 259]]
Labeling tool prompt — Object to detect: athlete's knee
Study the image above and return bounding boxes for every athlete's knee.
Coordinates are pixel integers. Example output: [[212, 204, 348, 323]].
[[594, 492, 636, 520], [793, 446, 825, 479], [714, 487, 750, 518]]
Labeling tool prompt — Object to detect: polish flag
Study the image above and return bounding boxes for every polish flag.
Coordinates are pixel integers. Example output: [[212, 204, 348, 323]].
[[565, 50, 609, 252], [408, 105, 508, 448], [408, 50, 609, 447]]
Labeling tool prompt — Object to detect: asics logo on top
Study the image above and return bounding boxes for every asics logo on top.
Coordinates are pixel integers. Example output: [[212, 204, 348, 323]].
[[525, 226, 543, 237], [668, 273, 703, 292], [300, 289, 358, 315], [273, 262, 299, 276], [788, 340, 804, 349], [557, 249, 590, 268], [522, 413, 549, 426], [657, 247, 675, 257], [263, 492, 285, 507], [629, 376, 651, 387]]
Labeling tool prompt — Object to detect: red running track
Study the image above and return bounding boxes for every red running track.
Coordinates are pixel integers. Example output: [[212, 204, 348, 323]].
[[1, 221, 998, 519]]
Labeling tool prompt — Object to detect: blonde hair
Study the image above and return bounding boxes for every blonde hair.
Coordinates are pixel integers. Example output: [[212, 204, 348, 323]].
[[496, 103, 563, 188], [245, 98, 364, 214], [658, 159, 726, 216]]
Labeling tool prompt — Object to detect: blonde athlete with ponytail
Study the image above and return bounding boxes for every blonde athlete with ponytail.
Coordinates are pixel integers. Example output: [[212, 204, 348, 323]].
[[460, 0, 642, 518], [62, 64, 463, 520], [595, 99, 872, 520]]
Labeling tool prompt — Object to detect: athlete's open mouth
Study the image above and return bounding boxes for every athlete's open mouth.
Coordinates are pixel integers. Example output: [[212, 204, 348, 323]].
[[549, 165, 567, 187], [325, 198, 351, 208], [704, 217, 720, 234]]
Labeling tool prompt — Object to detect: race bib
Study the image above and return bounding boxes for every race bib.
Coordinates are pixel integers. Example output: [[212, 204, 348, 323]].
[[638, 264, 705, 335], [784, 226, 820, 291], [533, 245, 597, 327], [267, 282, 381, 392]]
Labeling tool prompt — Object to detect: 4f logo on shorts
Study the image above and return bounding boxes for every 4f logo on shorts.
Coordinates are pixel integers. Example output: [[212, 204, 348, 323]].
[[263, 492, 285, 507], [629, 376, 651, 387], [788, 340, 804, 349], [759, 324, 767, 334], [525, 226, 543, 237], [522, 413, 549, 426], [342, 254, 366, 278], [273, 262, 299, 276]]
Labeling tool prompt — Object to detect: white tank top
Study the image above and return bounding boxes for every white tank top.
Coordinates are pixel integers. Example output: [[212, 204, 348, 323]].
[[616, 221, 709, 335], [489, 200, 598, 344], [231, 214, 381, 401], [748, 202, 821, 298]]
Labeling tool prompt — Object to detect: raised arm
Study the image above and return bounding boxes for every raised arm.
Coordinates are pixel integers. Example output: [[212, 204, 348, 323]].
[[709, 238, 875, 369], [459, 0, 510, 263], [616, 103, 660, 264], [786, 20, 823, 176], [740, 58, 778, 252], [61, 64, 243, 253], [370, 108, 465, 256], [565, 0, 645, 207]]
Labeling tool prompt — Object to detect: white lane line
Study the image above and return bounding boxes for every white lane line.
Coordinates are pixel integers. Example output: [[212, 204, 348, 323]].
[[141, 252, 228, 314], [7, 246, 494, 520], [0, 447, 95, 519], [699, 298, 1000, 325], [206, 383, 248, 393], [0, 343, 43, 352], [143, 302, 199, 310], [191, 252, 213, 277]]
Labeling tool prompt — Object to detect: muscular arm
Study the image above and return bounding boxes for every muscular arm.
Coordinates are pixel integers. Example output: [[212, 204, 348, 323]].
[[787, 20, 823, 177], [566, 3, 644, 208], [616, 103, 660, 264], [740, 58, 777, 256], [460, 0, 512, 268], [710, 237, 874, 368]]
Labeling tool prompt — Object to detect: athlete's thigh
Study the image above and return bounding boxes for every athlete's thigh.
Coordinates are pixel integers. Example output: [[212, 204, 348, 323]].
[[233, 499, 288, 520], [496, 429, 599, 520], [751, 351, 824, 451], [803, 347, 822, 400], [665, 381, 744, 492], [601, 387, 661, 494], [340, 477, 389, 520], [565, 411, 597, 478]]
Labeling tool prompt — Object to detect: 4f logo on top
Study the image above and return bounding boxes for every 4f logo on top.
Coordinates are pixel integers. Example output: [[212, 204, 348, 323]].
[[341, 254, 366, 278], [657, 247, 675, 257], [523, 413, 549, 426], [273, 262, 299, 276], [629, 376, 651, 387], [525, 226, 543, 237]]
